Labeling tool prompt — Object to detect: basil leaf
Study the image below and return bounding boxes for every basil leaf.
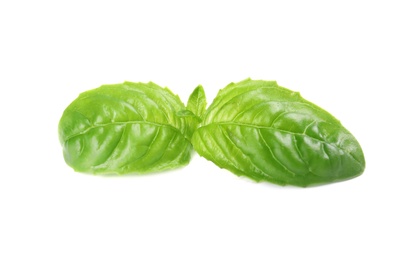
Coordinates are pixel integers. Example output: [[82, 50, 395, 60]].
[[192, 79, 365, 186], [187, 85, 206, 119], [179, 85, 207, 140], [58, 82, 193, 174]]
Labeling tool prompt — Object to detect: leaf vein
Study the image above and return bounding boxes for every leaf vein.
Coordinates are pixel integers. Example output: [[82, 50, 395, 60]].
[[257, 129, 297, 176], [218, 126, 271, 181]]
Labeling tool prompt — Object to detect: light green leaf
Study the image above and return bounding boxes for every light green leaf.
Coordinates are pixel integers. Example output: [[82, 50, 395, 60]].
[[183, 85, 207, 140], [58, 82, 193, 174], [187, 85, 206, 119]]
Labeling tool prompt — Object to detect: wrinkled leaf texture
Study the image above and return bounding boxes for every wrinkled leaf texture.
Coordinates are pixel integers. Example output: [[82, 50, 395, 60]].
[[58, 82, 193, 174], [192, 79, 365, 187]]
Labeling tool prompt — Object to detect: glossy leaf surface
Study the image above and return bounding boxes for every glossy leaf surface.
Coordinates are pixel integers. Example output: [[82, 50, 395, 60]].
[[192, 79, 365, 186], [58, 82, 193, 174]]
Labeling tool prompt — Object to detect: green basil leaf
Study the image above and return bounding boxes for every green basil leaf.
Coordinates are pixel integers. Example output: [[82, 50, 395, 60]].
[[192, 79, 365, 187], [187, 85, 206, 119], [58, 82, 193, 174], [181, 85, 207, 140]]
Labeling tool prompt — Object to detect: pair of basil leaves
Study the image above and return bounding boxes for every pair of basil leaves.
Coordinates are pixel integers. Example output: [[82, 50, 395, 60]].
[[58, 79, 365, 187]]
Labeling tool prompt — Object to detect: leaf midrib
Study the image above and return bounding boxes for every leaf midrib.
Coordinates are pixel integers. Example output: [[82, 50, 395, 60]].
[[199, 122, 364, 168], [64, 121, 185, 143]]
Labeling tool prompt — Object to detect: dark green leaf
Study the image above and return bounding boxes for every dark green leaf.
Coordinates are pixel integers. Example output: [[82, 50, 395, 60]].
[[192, 79, 365, 187]]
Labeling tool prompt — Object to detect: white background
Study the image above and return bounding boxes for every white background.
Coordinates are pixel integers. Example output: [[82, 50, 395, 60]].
[[1, 0, 411, 259]]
